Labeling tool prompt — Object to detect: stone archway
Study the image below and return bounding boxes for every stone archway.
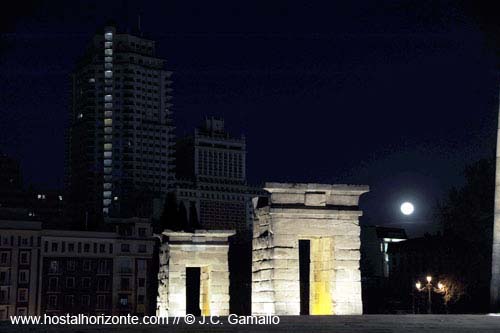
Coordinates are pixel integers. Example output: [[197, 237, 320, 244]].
[[252, 183, 368, 315]]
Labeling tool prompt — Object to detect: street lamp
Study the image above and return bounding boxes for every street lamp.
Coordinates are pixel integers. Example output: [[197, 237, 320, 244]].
[[415, 275, 445, 314]]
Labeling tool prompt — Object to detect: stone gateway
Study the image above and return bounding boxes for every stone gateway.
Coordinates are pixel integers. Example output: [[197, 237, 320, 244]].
[[251, 183, 369, 315], [157, 230, 235, 317]]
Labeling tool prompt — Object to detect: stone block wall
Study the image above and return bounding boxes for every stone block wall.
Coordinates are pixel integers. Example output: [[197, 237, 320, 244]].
[[157, 230, 235, 317], [252, 183, 369, 315]]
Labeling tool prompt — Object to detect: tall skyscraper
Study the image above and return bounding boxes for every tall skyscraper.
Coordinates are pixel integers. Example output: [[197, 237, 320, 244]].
[[66, 26, 175, 226]]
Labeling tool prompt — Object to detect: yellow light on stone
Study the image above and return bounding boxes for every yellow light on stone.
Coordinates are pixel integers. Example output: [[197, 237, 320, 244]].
[[310, 238, 334, 315], [200, 266, 211, 316]]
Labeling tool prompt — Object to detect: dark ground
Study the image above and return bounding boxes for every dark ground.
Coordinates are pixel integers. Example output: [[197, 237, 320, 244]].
[[2, 315, 500, 332]]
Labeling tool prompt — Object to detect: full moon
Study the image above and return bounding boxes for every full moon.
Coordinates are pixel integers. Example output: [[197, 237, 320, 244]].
[[400, 202, 414, 215]]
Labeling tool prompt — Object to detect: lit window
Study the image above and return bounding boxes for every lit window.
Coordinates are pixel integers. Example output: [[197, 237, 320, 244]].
[[104, 32, 113, 40], [49, 261, 58, 273], [58, 195, 63, 201], [105, 70, 113, 78], [88, 78, 95, 83]]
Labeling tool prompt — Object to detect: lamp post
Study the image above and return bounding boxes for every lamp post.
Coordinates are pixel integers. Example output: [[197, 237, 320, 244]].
[[415, 275, 445, 314]]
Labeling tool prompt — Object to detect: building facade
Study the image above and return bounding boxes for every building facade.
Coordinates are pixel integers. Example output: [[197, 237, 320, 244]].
[[66, 25, 175, 225], [0, 221, 41, 318], [0, 218, 156, 318], [175, 117, 263, 235], [360, 226, 407, 279]]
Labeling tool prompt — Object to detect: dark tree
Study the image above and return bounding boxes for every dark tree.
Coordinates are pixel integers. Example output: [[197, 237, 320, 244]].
[[439, 275, 466, 310], [159, 192, 182, 231], [178, 201, 188, 230], [436, 158, 494, 243], [188, 202, 201, 231], [433, 158, 495, 312]]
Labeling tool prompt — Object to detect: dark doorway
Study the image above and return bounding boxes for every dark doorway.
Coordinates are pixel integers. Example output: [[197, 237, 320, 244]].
[[229, 238, 252, 314], [299, 239, 310, 315], [186, 267, 201, 316]]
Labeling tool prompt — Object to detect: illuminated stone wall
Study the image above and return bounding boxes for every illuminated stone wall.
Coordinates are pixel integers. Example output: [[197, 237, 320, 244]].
[[157, 230, 235, 317], [252, 183, 369, 315]]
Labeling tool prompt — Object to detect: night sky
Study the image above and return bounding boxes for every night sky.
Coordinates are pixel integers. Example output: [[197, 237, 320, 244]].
[[1, 1, 499, 236]]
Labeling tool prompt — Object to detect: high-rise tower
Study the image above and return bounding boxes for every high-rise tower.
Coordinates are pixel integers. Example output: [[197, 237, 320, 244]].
[[175, 117, 263, 234], [66, 26, 175, 226]]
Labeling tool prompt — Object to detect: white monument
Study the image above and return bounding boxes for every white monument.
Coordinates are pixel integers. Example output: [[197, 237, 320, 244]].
[[491, 98, 500, 311], [251, 183, 369, 315], [157, 230, 235, 317]]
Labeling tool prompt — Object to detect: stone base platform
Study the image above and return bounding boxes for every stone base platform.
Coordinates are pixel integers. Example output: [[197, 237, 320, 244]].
[[2, 315, 500, 332]]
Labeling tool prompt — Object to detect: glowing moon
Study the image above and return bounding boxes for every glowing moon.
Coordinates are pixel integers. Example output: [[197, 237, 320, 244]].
[[400, 202, 414, 215]]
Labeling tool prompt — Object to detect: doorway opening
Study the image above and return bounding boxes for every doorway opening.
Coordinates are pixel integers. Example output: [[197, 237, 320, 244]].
[[299, 239, 310, 315], [186, 267, 201, 316], [186, 266, 210, 316]]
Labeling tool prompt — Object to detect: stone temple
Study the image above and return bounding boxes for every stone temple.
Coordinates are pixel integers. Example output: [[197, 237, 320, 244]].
[[157, 230, 235, 317], [251, 183, 369, 315], [157, 182, 368, 316]]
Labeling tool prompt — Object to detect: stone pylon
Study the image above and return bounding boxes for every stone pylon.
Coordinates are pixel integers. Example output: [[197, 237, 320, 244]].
[[251, 183, 369, 315], [491, 96, 500, 312], [157, 230, 235, 317]]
